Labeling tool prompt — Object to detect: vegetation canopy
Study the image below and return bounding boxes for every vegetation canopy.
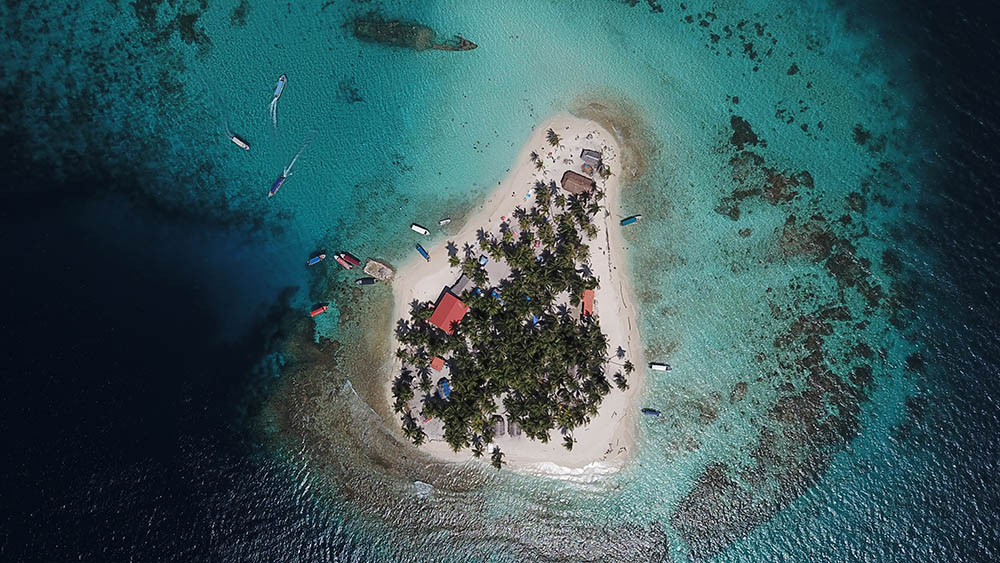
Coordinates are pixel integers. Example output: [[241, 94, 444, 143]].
[[393, 180, 628, 460]]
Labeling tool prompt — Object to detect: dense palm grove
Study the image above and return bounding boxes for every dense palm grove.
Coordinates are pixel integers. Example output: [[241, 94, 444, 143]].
[[394, 175, 629, 468]]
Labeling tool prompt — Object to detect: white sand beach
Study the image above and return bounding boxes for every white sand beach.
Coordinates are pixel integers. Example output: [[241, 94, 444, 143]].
[[387, 114, 644, 474]]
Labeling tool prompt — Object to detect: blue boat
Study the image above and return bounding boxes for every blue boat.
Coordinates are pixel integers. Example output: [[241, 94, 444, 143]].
[[416, 244, 430, 261], [641, 408, 661, 417], [268, 175, 286, 198], [620, 214, 642, 226], [273, 74, 287, 100], [307, 254, 326, 266]]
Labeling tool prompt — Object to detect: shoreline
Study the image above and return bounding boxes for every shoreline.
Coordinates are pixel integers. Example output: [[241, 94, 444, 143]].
[[387, 113, 645, 474]]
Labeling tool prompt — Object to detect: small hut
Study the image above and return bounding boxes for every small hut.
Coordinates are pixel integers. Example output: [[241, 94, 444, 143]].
[[450, 273, 472, 296], [428, 290, 469, 334], [580, 149, 603, 167], [507, 417, 522, 437], [430, 356, 445, 371], [582, 289, 595, 317], [560, 170, 596, 195], [492, 415, 506, 437], [437, 378, 451, 399]]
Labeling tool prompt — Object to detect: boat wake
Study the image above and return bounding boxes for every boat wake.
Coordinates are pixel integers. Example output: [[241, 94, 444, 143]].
[[282, 131, 316, 177], [283, 138, 311, 177], [269, 97, 279, 128]]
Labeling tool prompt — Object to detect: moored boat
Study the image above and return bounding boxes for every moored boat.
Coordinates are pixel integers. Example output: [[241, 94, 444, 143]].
[[341, 252, 361, 267], [355, 277, 376, 286], [439, 218, 451, 226], [268, 175, 286, 198], [416, 244, 430, 261], [231, 135, 250, 150], [411, 223, 429, 235], [649, 362, 671, 372], [335, 254, 352, 269], [641, 408, 661, 416], [620, 214, 642, 226], [307, 253, 326, 266], [310, 305, 329, 317]]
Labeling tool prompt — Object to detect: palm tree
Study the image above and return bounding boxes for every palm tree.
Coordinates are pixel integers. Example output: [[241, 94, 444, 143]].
[[491, 447, 504, 469], [529, 151, 539, 162], [613, 372, 628, 391], [546, 128, 561, 147], [562, 435, 574, 451], [623, 360, 634, 374]]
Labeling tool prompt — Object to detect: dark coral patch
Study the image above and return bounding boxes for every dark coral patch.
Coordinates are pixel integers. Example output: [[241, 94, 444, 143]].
[[729, 116, 762, 149], [778, 215, 836, 262], [230, 0, 249, 27]]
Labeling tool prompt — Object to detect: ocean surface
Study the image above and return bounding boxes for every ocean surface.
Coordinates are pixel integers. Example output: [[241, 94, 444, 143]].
[[1, 0, 998, 561]]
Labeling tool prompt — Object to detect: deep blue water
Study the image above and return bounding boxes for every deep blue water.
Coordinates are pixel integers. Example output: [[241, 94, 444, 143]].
[[1, 0, 999, 561]]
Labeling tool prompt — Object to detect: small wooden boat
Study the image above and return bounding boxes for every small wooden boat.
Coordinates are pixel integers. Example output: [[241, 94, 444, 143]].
[[307, 254, 326, 266], [620, 214, 642, 226], [355, 277, 376, 286], [416, 244, 430, 261], [335, 255, 353, 269], [341, 252, 361, 267], [273, 74, 288, 100], [310, 305, 329, 317], [649, 362, 671, 372], [268, 175, 286, 198], [231, 135, 250, 150], [411, 223, 430, 235], [439, 218, 451, 226], [641, 408, 661, 417]]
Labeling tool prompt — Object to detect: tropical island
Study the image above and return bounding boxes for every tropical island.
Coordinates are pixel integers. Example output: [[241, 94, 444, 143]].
[[389, 115, 643, 473]]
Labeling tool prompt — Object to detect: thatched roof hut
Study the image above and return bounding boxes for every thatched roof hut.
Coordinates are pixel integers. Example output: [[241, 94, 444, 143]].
[[561, 170, 596, 195]]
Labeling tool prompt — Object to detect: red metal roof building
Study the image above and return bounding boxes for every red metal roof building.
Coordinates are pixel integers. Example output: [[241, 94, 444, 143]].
[[430, 356, 445, 371], [428, 291, 469, 335], [582, 289, 594, 317]]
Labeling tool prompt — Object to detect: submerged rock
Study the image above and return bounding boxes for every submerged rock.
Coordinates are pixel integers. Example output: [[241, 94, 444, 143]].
[[352, 17, 477, 51], [730, 381, 748, 403]]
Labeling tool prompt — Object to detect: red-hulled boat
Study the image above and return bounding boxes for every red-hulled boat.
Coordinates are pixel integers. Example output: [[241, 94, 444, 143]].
[[335, 255, 352, 269], [310, 305, 329, 317], [341, 252, 361, 267]]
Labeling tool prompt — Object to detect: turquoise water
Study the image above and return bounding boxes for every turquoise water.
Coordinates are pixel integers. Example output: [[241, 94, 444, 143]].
[[2, 0, 969, 560]]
